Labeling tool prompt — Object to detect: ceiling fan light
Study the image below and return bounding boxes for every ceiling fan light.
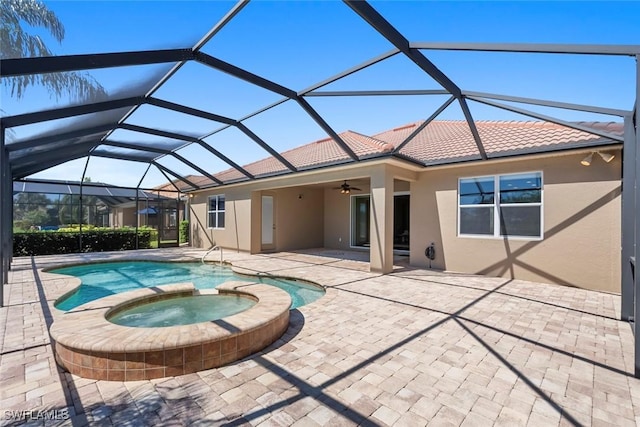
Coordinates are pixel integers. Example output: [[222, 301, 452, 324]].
[[336, 180, 356, 194]]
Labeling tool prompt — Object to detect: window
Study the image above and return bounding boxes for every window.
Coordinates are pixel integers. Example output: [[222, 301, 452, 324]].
[[458, 172, 542, 238], [207, 195, 225, 229]]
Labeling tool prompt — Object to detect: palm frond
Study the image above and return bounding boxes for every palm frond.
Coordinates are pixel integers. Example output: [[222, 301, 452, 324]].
[[0, 0, 108, 102], [1, 0, 64, 47], [5, 72, 108, 102]]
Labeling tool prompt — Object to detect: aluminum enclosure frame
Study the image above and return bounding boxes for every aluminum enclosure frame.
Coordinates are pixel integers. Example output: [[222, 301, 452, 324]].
[[0, 0, 639, 376]]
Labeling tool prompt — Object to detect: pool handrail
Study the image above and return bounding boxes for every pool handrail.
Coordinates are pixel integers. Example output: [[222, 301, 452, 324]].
[[202, 245, 223, 265]]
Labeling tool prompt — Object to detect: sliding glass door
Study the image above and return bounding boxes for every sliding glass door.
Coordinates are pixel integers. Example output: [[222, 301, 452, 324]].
[[351, 196, 370, 247], [351, 194, 410, 251], [393, 194, 410, 251]]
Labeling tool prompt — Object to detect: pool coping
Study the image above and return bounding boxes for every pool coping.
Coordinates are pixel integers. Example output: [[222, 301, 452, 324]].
[[50, 281, 292, 380]]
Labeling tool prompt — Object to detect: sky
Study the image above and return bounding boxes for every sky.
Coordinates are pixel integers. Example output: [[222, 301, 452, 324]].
[[3, 0, 640, 188]]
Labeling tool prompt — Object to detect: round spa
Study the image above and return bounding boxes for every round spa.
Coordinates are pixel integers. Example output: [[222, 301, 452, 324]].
[[50, 282, 291, 381], [108, 294, 256, 328]]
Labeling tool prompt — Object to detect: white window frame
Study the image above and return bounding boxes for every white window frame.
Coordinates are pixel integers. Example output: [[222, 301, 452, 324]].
[[457, 171, 543, 240], [207, 194, 225, 229]]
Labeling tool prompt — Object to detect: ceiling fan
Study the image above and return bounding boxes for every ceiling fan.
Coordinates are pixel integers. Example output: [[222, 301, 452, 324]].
[[334, 180, 361, 194]]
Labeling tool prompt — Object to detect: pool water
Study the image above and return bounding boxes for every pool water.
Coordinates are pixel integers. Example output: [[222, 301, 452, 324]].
[[109, 295, 256, 328], [52, 261, 324, 311]]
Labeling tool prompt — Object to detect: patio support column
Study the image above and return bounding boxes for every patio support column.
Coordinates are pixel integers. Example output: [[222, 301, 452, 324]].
[[135, 191, 139, 250], [7, 158, 13, 277], [622, 115, 635, 321], [634, 54, 640, 378], [0, 124, 6, 299], [2, 135, 11, 287], [250, 191, 261, 254], [369, 166, 394, 274], [79, 157, 90, 252], [1, 132, 11, 299]]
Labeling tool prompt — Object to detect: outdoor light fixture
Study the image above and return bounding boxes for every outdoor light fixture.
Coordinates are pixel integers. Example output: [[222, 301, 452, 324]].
[[581, 152, 594, 166], [598, 152, 615, 163], [581, 151, 615, 166]]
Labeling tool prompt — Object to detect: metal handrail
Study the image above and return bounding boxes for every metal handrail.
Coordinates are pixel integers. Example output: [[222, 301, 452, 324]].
[[201, 245, 223, 265]]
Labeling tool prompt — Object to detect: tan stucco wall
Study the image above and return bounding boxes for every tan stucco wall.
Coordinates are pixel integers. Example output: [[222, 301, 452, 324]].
[[189, 188, 253, 251], [190, 186, 324, 253], [123, 208, 135, 227], [108, 207, 135, 228], [272, 187, 324, 251], [370, 166, 395, 273], [410, 152, 621, 292], [323, 186, 354, 251], [187, 154, 621, 292], [109, 210, 122, 228]]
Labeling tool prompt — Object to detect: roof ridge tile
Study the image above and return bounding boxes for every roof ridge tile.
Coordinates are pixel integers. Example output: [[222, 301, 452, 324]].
[[344, 130, 394, 153]]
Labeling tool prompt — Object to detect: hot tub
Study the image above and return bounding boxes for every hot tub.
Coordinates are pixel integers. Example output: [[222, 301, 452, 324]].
[[108, 294, 256, 328], [50, 282, 291, 381]]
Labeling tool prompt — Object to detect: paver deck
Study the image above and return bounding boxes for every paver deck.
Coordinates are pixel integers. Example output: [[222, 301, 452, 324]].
[[1, 247, 639, 426]]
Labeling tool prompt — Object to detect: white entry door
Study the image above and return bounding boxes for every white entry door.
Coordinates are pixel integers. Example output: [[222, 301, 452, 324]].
[[261, 194, 275, 251]]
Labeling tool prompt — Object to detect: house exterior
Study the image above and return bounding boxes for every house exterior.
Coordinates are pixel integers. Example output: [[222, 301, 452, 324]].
[[11, 180, 169, 230], [108, 184, 185, 243], [185, 120, 622, 293]]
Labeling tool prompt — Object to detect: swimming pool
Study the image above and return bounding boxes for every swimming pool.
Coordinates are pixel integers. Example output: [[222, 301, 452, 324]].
[[52, 261, 324, 310]]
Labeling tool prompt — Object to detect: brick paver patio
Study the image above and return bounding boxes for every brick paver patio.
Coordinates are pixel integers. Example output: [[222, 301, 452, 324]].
[[1, 248, 639, 426]]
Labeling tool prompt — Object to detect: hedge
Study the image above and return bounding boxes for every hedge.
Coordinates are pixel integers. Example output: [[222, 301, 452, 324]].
[[179, 220, 189, 243], [13, 230, 152, 256]]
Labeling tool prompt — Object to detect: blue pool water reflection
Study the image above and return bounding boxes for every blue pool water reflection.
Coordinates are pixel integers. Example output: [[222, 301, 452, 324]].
[[52, 261, 324, 311]]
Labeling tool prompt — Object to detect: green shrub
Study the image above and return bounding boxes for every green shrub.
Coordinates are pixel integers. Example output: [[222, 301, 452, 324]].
[[57, 225, 105, 232], [13, 220, 31, 232], [134, 227, 158, 244], [13, 229, 152, 256], [150, 228, 158, 243], [179, 220, 189, 243]]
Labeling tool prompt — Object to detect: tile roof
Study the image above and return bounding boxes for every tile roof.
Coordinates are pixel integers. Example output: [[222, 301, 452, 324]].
[[212, 130, 394, 183], [374, 120, 623, 164], [153, 174, 207, 195], [184, 120, 622, 188]]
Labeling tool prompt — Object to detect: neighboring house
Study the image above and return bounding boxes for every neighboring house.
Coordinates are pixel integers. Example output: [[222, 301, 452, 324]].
[[149, 180, 191, 240], [185, 120, 622, 293], [109, 181, 186, 241], [12, 179, 185, 248], [12, 179, 161, 229]]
